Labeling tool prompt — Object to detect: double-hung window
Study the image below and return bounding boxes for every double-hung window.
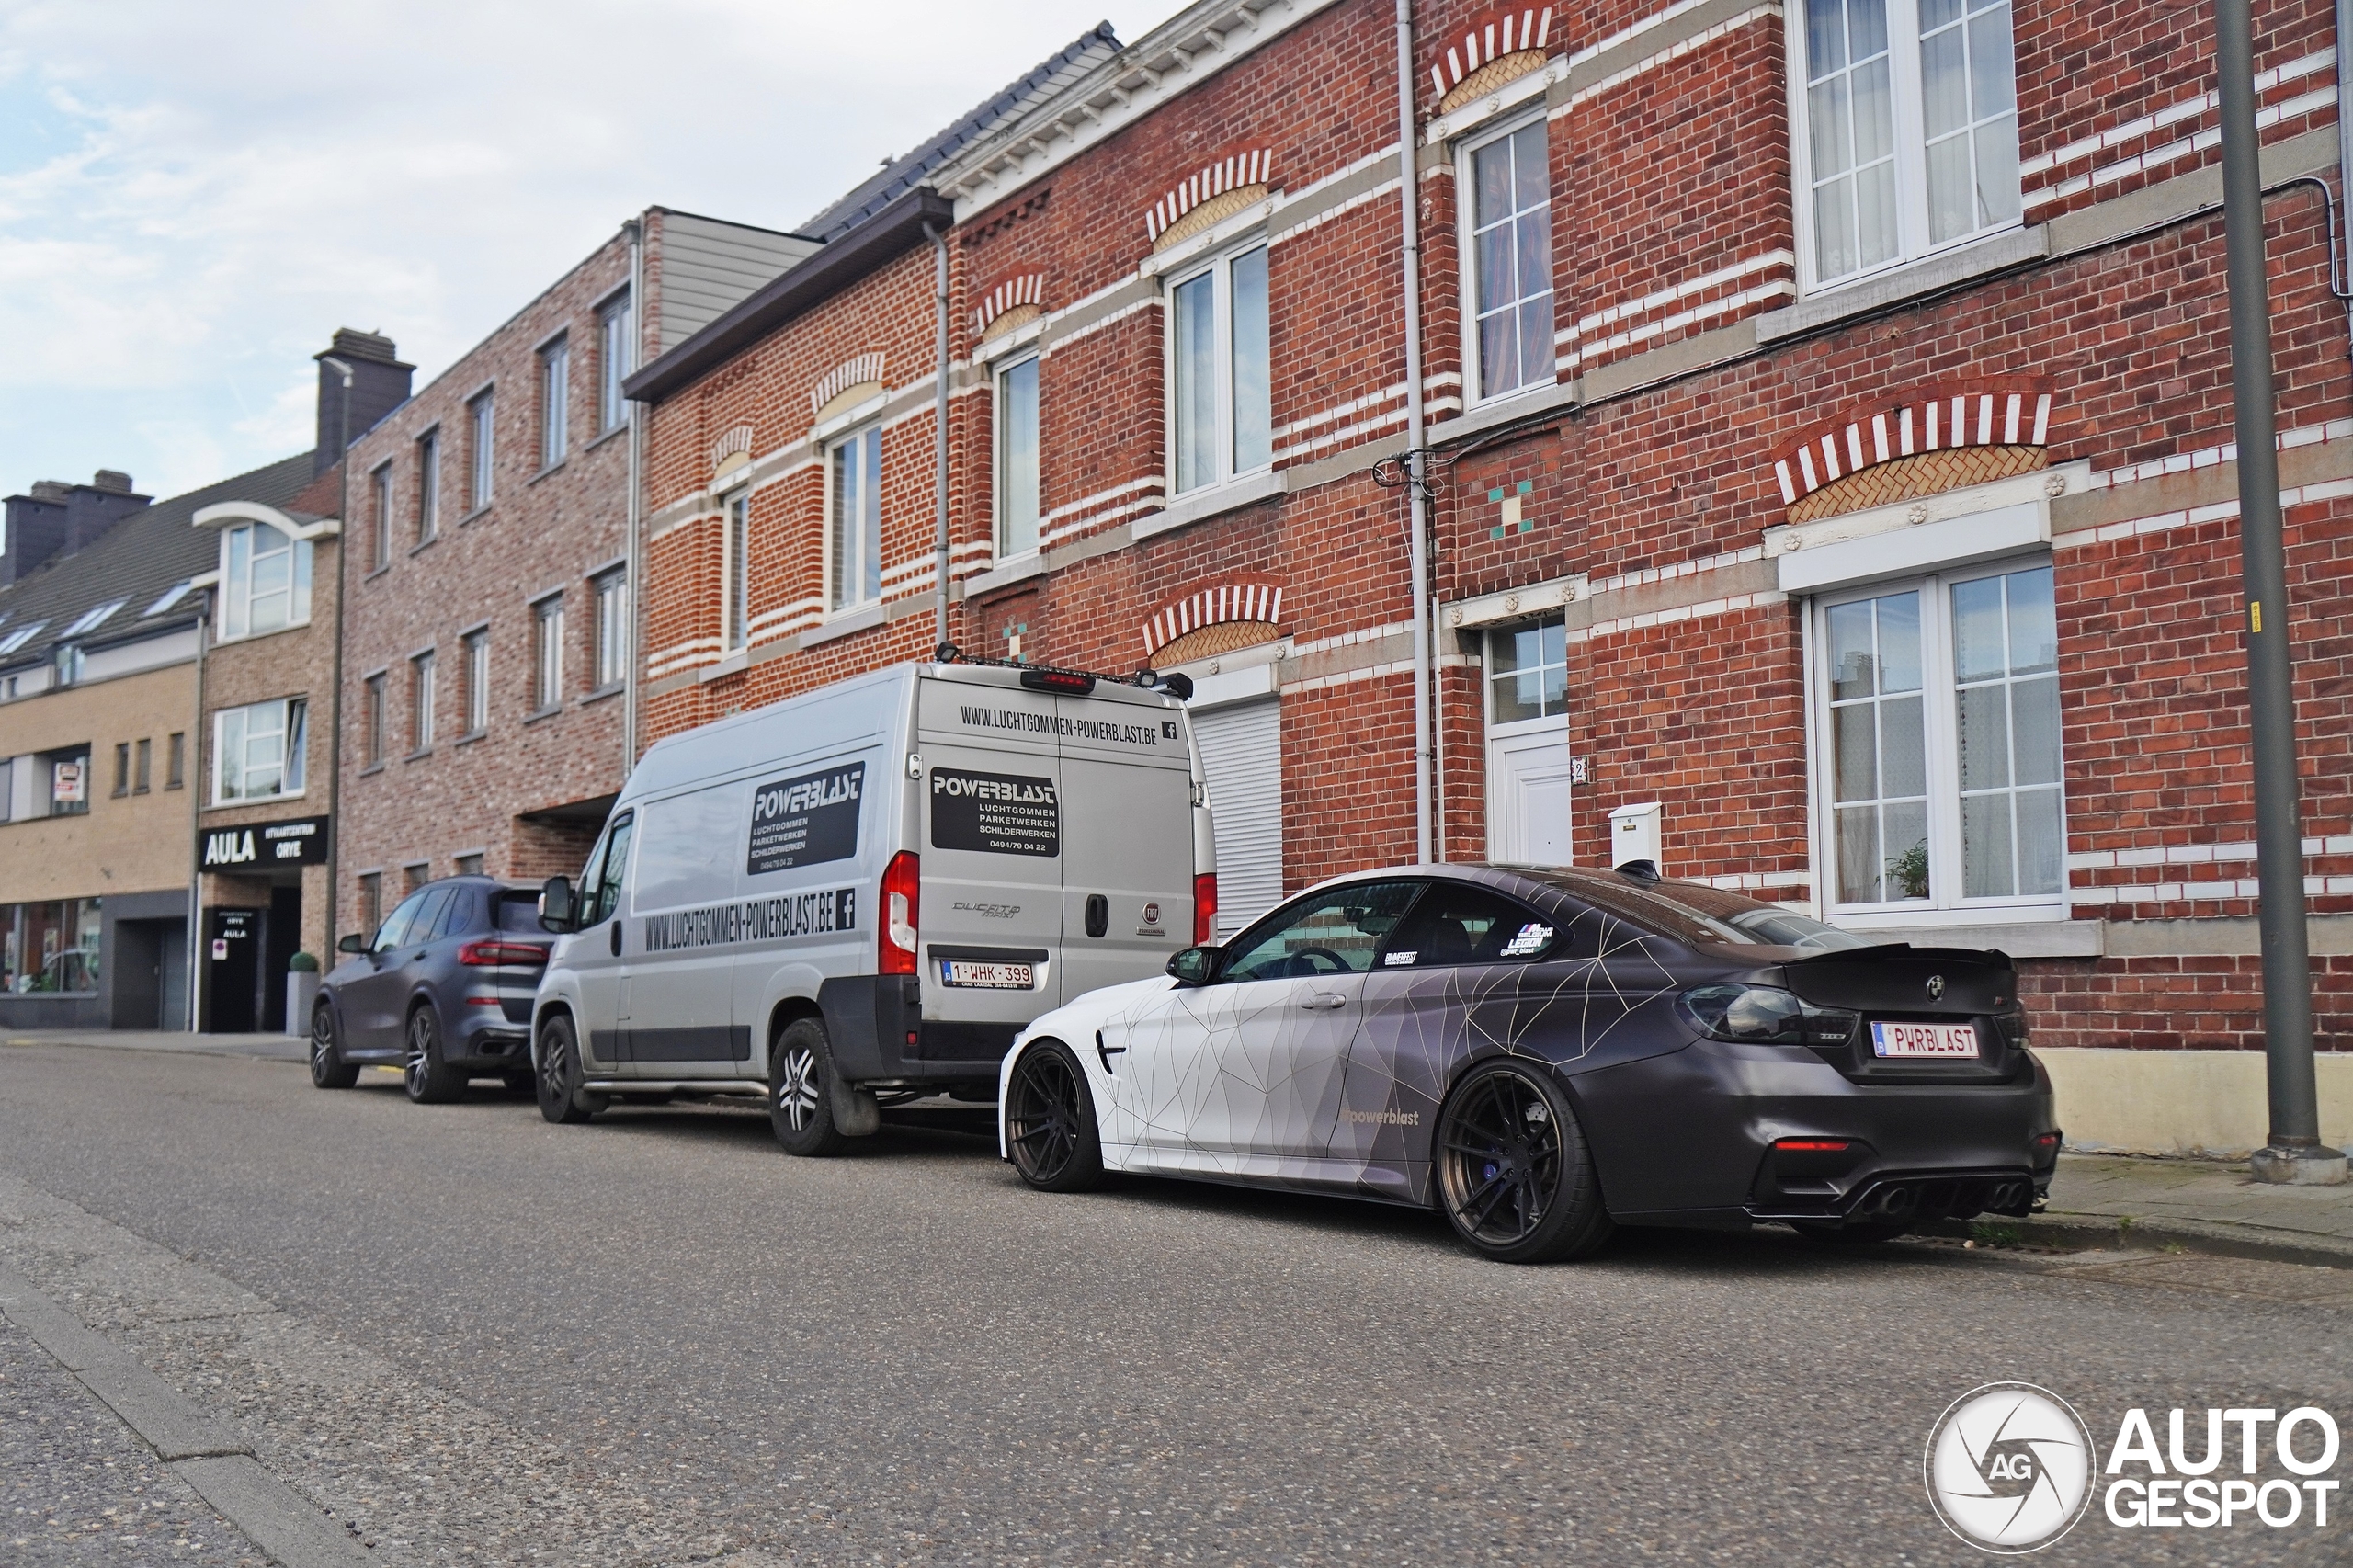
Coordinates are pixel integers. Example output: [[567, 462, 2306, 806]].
[[592, 570, 628, 689], [213, 697, 306, 802], [416, 432, 439, 542], [995, 355, 1040, 558], [540, 337, 570, 466], [1461, 116, 1555, 403], [532, 596, 564, 711], [722, 491, 752, 651], [468, 390, 495, 507], [828, 427, 881, 611], [220, 523, 312, 640], [1168, 242, 1270, 494], [1814, 560, 2061, 917], [1793, 0, 2020, 290], [598, 290, 632, 435]]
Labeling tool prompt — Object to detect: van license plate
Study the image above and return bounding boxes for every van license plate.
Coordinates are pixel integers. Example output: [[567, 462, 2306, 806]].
[[1870, 1021, 1978, 1058], [942, 960, 1034, 990]]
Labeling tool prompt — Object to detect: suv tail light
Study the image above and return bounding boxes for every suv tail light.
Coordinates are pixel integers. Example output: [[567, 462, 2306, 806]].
[[1193, 873, 1217, 947], [881, 850, 919, 975], [458, 939, 548, 967]]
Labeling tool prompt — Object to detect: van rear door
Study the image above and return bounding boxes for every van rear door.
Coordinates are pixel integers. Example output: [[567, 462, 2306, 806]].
[[915, 676, 1064, 1055], [1055, 692, 1195, 1006]]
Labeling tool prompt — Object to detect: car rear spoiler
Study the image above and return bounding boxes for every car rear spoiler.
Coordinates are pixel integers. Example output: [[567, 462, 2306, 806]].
[[1784, 941, 2016, 967], [932, 642, 1193, 701]]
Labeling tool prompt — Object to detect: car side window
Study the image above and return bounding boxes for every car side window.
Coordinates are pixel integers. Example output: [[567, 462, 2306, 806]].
[[1221, 881, 1421, 981], [1377, 883, 1558, 968], [428, 888, 478, 940], [404, 887, 454, 949], [373, 891, 430, 954], [587, 812, 635, 926]]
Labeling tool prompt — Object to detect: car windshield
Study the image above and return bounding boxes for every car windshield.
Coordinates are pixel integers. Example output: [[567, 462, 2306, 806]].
[[1553, 877, 1874, 951]]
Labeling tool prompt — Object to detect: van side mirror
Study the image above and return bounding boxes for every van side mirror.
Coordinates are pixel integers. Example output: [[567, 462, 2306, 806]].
[[1166, 945, 1221, 985], [540, 875, 575, 932], [336, 933, 367, 955]]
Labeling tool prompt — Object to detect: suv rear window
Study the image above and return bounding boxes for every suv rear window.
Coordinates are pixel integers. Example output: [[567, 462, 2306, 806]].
[[494, 892, 546, 934]]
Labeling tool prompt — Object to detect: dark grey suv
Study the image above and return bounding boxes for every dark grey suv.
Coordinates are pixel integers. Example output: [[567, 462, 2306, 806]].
[[310, 876, 552, 1103]]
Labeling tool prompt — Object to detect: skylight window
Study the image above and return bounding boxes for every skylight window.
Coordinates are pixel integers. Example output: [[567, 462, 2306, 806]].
[[62, 600, 125, 637], [0, 622, 47, 655], [142, 581, 193, 617]]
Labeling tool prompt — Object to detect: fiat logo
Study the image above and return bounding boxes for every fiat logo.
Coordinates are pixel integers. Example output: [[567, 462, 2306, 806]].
[[1927, 975, 1946, 1002], [1143, 902, 1161, 924]]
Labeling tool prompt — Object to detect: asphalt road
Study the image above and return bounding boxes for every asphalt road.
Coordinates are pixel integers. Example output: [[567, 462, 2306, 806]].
[[2, 1036, 2349, 1566]]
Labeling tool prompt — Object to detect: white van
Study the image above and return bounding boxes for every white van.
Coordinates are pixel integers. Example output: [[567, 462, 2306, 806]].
[[530, 658, 1213, 1154]]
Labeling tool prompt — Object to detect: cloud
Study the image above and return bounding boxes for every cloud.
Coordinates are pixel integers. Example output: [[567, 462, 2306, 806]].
[[0, 0, 1166, 499]]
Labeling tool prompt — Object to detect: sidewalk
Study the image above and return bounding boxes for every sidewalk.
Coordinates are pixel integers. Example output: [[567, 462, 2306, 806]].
[[2, 1029, 306, 1062], [1928, 1153, 2353, 1267]]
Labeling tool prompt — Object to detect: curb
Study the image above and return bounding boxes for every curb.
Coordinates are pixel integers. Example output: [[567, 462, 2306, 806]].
[[1920, 1210, 2353, 1271]]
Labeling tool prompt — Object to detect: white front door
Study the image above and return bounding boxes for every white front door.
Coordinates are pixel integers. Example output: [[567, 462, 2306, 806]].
[[1487, 722, 1573, 865]]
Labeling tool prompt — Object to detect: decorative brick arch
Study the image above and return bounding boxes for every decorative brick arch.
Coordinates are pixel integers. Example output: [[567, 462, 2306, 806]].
[[810, 352, 887, 417], [973, 274, 1045, 339], [1429, 7, 1554, 107], [1144, 149, 1274, 245], [708, 425, 754, 482], [1142, 576, 1286, 663], [1770, 376, 2056, 520]]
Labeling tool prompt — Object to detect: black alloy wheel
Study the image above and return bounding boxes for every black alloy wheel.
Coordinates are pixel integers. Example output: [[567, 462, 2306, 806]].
[[1004, 1040, 1105, 1193], [309, 1002, 358, 1089], [769, 1017, 848, 1157], [535, 1014, 597, 1124], [1435, 1060, 1613, 1264], [403, 1006, 466, 1104]]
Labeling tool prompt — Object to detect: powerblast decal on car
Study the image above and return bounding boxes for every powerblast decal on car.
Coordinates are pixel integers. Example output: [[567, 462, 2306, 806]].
[[642, 888, 858, 952], [930, 767, 1059, 857], [746, 761, 864, 875]]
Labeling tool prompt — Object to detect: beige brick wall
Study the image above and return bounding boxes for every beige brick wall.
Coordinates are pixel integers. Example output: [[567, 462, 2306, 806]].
[[0, 655, 199, 903]]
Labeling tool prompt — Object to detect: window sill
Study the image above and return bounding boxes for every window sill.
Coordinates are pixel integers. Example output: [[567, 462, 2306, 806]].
[[528, 460, 568, 487], [454, 728, 487, 746], [409, 534, 438, 557], [522, 704, 564, 725], [404, 748, 433, 762], [1756, 226, 2050, 345], [459, 503, 494, 527], [209, 619, 315, 647], [1825, 907, 2097, 958], [1425, 378, 1579, 449], [364, 564, 392, 582], [585, 423, 630, 453], [799, 604, 885, 648], [578, 682, 624, 706], [358, 762, 386, 778], [204, 789, 309, 811], [697, 651, 751, 681], [1134, 469, 1281, 540], [963, 551, 1045, 596]]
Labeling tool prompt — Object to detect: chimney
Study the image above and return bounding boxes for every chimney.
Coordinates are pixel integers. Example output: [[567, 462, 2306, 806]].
[[314, 329, 415, 476], [0, 471, 152, 586]]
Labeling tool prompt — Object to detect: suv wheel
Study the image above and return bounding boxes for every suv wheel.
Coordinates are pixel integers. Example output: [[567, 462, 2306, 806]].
[[403, 1006, 466, 1104], [309, 1002, 358, 1089]]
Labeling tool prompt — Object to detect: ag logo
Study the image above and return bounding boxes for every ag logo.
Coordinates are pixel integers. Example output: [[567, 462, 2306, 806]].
[[1925, 1382, 2096, 1552]]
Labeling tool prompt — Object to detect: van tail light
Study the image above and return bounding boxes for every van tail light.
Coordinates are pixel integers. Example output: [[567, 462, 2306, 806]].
[[881, 850, 919, 975], [1193, 873, 1217, 947], [458, 939, 548, 967]]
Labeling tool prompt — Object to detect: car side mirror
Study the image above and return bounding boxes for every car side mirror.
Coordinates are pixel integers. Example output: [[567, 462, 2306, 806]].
[[1166, 945, 1221, 985], [540, 875, 575, 932], [336, 933, 366, 955]]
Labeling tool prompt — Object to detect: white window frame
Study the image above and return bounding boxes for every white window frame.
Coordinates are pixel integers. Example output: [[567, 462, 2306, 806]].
[[826, 426, 882, 614], [217, 521, 313, 642], [212, 697, 307, 804], [540, 337, 570, 466], [598, 290, 632, 435], [722, 488, 752, 651], [531, 595, 564, 711], [1165, 237, 1272, 497], [1455, 108, 1557, 407], [410, 651, 436, 752], [995, 352, 1041, 560], [592, 569, 628, 689], [1786, 0, 2023, 295], [1808, 553, 2064, 926], [468, 389, 495, 507], [462, 629, 489, 735]]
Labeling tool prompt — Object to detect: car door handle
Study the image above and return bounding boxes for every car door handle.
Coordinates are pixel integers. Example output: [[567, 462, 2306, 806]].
[[1301, 992, 1347, 1011], [609, 921, 622, 958]]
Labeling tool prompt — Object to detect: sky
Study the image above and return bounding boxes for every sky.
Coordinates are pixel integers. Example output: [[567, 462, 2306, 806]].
[[0, 0, 1168, 504]]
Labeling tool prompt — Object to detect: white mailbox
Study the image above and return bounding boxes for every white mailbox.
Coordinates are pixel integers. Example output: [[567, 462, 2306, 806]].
[[1608, 801, 1662, 873]]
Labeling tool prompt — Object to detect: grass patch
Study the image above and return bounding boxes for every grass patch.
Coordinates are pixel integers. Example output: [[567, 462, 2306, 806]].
[[1972, 1221, 2025, 1248]]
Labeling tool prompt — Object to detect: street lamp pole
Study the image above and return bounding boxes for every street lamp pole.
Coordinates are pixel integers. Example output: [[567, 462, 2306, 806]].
[[2213, 0, 2347, 1182]]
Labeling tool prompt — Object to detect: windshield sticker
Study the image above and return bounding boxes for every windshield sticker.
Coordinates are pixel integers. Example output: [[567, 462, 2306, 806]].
[[1500, 923, 1554, 957], [642, 887, 858, 953], [930, 767, 1060, 857], [746, 761, 864, 875], [1383, 950, 1417, 966]]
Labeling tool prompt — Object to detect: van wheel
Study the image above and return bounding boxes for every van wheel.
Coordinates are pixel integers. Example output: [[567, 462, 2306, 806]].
[[535, 1015, 597, 1124], [403, 1007, 467, 1104], [309, 1003, 358, 1089], [769, 1018, 853, 1157], [1004, 1040, 1104, 1192]]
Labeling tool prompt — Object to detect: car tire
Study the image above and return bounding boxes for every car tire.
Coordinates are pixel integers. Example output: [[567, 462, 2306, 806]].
[[1434, 1059, 1613, 1265], [308, 1002, 359, 1090], [1790, 1218, 1913, 1245], [534, 1014, 597, 1124], [402, 1006, 466, 1105], [768, 1018, 853, 1157], [1003, 1040, 1106, 1193]]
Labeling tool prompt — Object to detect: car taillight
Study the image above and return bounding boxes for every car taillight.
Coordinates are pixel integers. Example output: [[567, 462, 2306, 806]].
[[1679, 984, 1855, 1047], [1018, 668, 1097, 695], [880, 850, 919, 975], [1773, 1138, 1852, 1152], [458, 939, 548, 967], [1193, 873, 1217, 947]]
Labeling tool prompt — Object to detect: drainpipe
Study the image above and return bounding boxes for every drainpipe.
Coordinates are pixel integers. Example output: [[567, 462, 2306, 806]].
[[320, 357, 352, 963], [2338, 0, 2353, 360], [930, 221, 952, 652], [186, 592, 210, 1032], [1395, 0, 1433, 863], [622, 216, 645, 769]]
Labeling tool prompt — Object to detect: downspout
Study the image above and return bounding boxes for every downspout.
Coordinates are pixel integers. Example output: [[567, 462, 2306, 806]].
[[930, 220, 952, 652], [622, 216, 645, 769], [186, 593, 210, 1032], [321, 358, 352, 960], [1395, 0, 1433, 863], [2339, 0, 2353, 361]]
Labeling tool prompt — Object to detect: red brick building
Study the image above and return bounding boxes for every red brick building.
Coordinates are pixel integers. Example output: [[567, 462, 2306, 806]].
[[337, 209, 815, 938], [625, 0, 2353, 1152]]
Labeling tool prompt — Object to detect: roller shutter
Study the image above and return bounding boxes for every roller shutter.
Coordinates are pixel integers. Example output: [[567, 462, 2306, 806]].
[[1193, 698, 1282, 938]]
